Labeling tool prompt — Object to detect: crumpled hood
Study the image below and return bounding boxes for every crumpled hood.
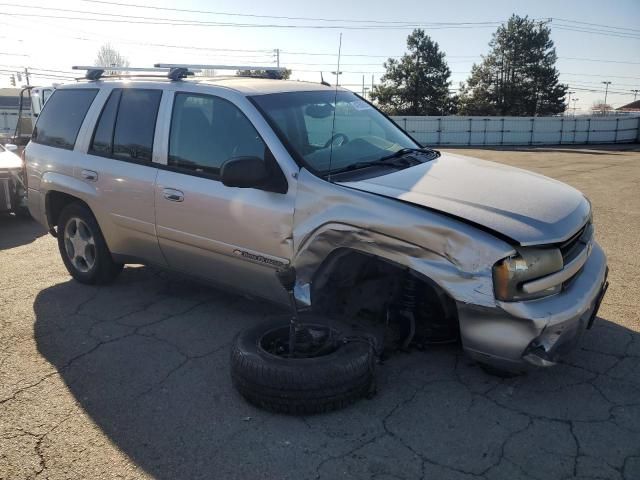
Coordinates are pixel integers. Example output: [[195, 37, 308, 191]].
[[339, 152, 590, 246], [0, 150, 22, 170]]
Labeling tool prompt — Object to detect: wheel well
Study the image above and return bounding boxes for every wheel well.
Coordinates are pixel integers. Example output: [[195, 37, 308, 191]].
[[46, 191, 88, 230], [311, 249, 459, 348]]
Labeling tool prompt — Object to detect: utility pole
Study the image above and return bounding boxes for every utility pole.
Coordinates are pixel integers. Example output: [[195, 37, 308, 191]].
[[566, 91, 575, 116], [572, 98, 579, 116], [632, 89, 640, 101], [602, 81, 612, 114], [274, 49, 280, 68], [362, 75, 365, 96], [23, 67, 30, 86]]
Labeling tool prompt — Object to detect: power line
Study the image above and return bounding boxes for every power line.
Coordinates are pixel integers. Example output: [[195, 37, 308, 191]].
[[552, 17, 640, 34], [77, 0, 508, 26], [559, 56, 640, 65], [553, 24, 640, 40], [0, 5, 504, 29]]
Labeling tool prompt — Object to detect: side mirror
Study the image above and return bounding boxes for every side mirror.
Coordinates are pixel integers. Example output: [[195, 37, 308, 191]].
[[4, 143, 18, 152], [220, 156, 269, 189]]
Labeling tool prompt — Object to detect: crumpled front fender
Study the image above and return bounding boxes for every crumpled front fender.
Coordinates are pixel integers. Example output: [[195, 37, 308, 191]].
[[291, 169, 516, 309]]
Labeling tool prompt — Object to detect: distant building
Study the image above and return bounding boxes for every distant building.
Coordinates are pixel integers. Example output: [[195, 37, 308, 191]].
[[616, 100, 640, 113]]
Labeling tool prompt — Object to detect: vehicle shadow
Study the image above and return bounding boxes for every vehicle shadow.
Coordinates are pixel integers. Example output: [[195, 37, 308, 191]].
[[33, 266, 640, 479], [0, 213, 46, 249]]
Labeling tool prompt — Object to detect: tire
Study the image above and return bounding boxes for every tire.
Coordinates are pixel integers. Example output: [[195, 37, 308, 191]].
[[231, 320, 376, 414], [57, 202, 123, 285]]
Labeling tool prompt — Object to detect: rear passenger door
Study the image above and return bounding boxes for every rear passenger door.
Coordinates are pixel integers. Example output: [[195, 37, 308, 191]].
[[154, 91, 294, 302], [82, 87, 166, 266]]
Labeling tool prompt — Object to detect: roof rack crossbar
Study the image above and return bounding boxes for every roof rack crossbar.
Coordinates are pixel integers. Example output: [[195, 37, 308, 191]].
[[71, 66, 200, 81]]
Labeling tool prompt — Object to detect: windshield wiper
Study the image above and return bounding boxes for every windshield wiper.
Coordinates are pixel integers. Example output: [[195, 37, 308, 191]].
[[327, 159, 408, 175], [327, 147, 440, 176], [377, 147, 440, 162]]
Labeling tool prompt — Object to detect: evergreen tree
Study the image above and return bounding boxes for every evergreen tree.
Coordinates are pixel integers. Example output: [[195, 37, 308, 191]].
[[371, 29, 452, 115], [458, 15, 567, 116]]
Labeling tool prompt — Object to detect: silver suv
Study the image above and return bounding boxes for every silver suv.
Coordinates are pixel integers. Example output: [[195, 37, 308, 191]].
[[25, 68, 608, 373]]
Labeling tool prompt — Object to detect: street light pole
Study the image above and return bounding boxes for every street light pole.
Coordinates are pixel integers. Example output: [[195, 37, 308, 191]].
[[602, 81, 612, 114], [632, 89, 640, 101], [572, 98, 579, 116]]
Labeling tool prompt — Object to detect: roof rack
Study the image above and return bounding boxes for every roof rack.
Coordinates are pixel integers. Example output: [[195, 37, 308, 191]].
[[154, 64, 287, 79], [71, 66, 200, 81]]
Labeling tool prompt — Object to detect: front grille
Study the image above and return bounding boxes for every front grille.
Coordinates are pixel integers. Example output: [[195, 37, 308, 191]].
[[559, 221, 593, 289], [559, 221, 592, 264], [0, 178, 11, 211]]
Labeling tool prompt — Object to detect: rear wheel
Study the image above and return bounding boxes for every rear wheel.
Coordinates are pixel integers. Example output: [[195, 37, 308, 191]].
[[57, 203, 123, 284]]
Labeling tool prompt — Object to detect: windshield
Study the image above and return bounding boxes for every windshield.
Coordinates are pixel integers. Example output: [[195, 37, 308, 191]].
[[251, 90, 419, 174]]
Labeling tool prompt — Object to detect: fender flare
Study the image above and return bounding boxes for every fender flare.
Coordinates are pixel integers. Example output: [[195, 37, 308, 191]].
[[41, 171, 98, 230]]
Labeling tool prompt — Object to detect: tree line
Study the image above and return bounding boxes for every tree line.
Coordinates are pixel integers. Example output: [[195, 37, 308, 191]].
[[371, 15, 568, 116]]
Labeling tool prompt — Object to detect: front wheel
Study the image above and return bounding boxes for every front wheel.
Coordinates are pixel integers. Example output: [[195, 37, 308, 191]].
[[57, 203, 123, 284], [231, 320, 376, 414]]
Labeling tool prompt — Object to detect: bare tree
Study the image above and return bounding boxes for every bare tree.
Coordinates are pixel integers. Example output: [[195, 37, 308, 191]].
[[591, 100, 613, 116], [95, 44, 130, 74]]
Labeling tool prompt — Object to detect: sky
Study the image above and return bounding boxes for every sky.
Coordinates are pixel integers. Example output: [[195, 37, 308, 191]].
[[1, 0, 639, 113]]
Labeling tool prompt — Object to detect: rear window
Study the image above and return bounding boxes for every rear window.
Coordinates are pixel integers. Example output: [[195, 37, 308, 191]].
[[32, 89, 98, 150]]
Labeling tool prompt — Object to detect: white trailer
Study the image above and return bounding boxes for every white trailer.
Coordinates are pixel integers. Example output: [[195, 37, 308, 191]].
[[0, 86, 55, 145]]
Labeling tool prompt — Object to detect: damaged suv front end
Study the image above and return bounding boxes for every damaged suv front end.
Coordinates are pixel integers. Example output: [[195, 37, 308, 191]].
[[252, 89, 608, 373], [464, 222, 608, 371]]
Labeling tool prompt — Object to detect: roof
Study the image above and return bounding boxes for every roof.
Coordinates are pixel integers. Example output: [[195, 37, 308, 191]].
[[193, 77, 338, 95], [56, 76, 341, 96], [616, 100, 640, 111]]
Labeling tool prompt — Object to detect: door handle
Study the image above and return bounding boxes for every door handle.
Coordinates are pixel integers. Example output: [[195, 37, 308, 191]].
[[163, 188, 184, 202], [81, 169, 98, 181]]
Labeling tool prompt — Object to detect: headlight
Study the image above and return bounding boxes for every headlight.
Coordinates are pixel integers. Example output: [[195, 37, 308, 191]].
[[493, 247, 563, 301]]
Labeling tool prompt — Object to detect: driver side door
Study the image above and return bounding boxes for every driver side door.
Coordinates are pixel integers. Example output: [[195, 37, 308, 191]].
[[154, 92, 294, 303]]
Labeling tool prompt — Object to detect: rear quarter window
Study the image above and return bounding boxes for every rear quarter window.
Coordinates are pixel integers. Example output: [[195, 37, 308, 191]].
[[32, 89, 98, 150]]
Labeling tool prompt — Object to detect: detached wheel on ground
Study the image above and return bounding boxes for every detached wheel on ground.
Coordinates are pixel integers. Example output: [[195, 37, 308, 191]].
[[57, 202, 123, 284], [231, 319, 376, 414]]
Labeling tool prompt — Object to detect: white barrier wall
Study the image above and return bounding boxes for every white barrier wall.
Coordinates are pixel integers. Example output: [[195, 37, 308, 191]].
[[390, 115, 640, 146]]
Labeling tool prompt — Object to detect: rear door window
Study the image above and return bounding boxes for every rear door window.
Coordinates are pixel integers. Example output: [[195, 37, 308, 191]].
[[113, 89, 162, 162], [32, 89, 98, 150], [88, 89, 162, 162]]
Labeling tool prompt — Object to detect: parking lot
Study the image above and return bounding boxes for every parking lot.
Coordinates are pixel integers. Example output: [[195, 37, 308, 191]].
[[1, 145, 639, 480]]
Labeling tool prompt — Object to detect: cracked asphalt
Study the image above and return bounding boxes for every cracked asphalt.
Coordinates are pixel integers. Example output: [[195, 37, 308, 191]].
[[1, 145, 639, 480]]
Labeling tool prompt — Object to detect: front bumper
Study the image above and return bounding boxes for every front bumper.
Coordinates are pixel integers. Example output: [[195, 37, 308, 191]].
[[458, 241, 608, 372]]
